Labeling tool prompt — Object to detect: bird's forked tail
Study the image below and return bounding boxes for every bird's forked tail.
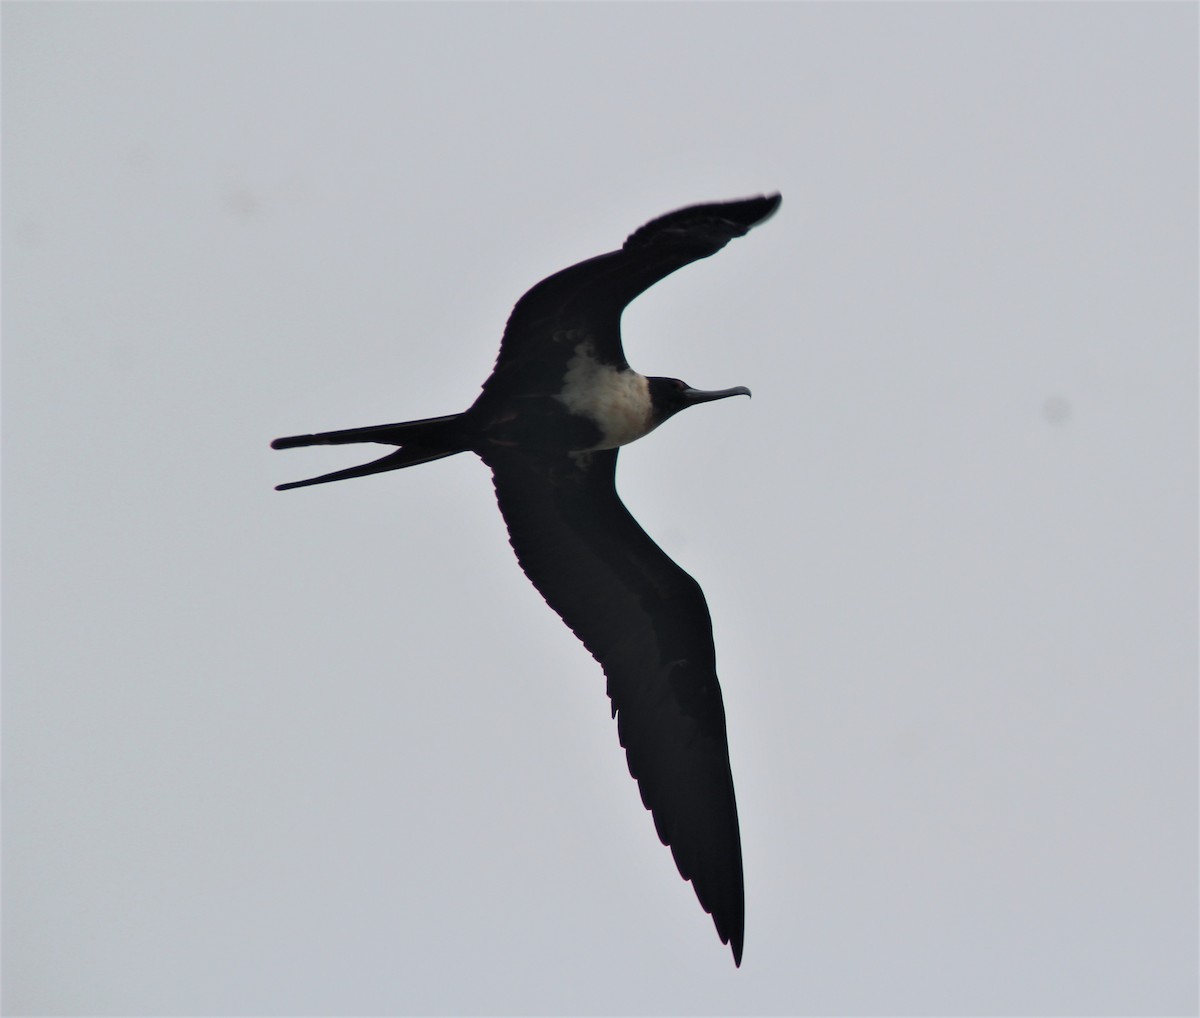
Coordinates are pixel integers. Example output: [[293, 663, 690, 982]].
[[271, 413, 467, 490]]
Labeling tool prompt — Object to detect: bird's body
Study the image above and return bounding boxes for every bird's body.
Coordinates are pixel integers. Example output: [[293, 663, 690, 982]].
[[273, 194, 781, 965]]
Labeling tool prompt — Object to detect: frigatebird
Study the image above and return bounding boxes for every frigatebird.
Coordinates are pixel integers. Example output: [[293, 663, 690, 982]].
[[272, 193, 780, 965]]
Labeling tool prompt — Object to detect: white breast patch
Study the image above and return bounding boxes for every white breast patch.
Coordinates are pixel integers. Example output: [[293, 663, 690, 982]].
[[556, 340, 654, 449]]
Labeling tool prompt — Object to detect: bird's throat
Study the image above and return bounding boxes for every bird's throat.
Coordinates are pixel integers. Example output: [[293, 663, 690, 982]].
[[556, 341, 655, 450]]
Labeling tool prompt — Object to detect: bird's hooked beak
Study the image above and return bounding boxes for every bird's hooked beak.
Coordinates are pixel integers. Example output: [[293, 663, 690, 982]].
[[680, 385, 752, 406]]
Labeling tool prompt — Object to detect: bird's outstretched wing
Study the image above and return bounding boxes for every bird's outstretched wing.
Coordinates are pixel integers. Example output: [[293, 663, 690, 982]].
[[482, 194, 781, 396], [483, 446, 744, 964]]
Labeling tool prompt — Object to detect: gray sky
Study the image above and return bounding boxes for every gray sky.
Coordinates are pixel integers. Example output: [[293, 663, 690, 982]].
[[4, 3, 1196, 1014]]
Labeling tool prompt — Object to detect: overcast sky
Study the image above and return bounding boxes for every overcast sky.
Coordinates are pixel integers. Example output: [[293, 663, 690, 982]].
[[4, 3, 1197, 1015]]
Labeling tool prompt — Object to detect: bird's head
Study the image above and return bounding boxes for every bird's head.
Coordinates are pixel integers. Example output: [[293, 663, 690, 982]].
[[646, 377, 751, 426]]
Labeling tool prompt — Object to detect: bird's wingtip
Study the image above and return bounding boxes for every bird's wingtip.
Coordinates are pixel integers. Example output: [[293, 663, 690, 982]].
[[758, 191, 782, 221], [726, 917, 745, 967], [726, 191, 781, 233]]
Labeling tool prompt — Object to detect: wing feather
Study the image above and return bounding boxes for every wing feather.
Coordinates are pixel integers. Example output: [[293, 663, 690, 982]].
[[482, 194, 781, 396], [483, 446, 745, 964]]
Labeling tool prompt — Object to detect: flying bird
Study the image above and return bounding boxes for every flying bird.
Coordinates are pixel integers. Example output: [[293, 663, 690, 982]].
[[272, 193, 781, 965]]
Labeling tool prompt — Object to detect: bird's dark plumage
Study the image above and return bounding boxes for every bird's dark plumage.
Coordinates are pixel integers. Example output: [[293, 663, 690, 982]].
[[485, 446, 744, 959], [272, 194, 781, 964], [485, 194, 780, 393]]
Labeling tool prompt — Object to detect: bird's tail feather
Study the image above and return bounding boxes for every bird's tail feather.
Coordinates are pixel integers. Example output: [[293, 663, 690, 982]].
[[271, 413, 463, 449], [271, 413, 467, 490]]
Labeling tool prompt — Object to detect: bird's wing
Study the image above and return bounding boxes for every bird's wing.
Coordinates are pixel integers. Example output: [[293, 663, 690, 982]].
[[482, 446, 744, 964], [482, 194, 781, 395]]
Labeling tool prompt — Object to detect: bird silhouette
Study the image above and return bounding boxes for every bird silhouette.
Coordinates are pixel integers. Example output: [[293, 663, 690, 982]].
[[273, 194, 781, 964]]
